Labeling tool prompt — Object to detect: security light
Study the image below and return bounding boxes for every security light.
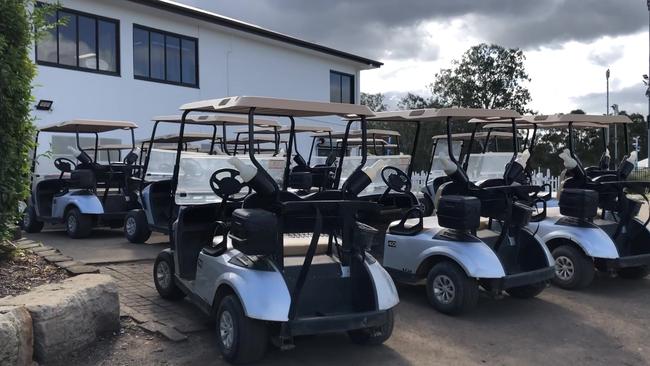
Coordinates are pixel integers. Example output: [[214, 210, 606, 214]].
[[35, 99, 53, 111]]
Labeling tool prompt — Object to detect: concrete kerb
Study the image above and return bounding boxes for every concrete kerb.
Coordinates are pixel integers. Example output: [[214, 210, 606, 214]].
[[18, 240, 100, 276]]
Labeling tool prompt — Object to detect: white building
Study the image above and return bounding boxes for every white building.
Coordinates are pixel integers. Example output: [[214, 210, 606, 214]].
[[31, 0, 382, 173]]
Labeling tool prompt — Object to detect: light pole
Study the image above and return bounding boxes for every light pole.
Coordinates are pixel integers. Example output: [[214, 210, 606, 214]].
[[612, 103, 619, 163], [606, 68, 611, 165], [647, 0, 650, 161]]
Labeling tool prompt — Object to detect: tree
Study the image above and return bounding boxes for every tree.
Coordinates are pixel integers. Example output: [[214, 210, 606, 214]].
[[430, 43, 532, 114], [0, 1, 55, 253], [397, 93, 440, 110], [360, 92, 387, 112]]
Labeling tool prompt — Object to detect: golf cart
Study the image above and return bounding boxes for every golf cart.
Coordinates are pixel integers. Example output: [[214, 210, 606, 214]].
[[508, 114, 650, 288], [125, 115, 282, 243], [22, 119, 140, 238], [152, 96, 397, 363], [374, 108, 555, 315]]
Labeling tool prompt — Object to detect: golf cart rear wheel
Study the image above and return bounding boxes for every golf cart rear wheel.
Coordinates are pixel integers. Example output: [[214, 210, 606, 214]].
[[216, 295, 268, 364], [124, 210, 151, 243], [617, 266, 650, 279], [551, 245, 594, 290], [426, 261, 478, 315], [153, 251, 185, 300], [506, 282, 546, 299], [347, 309, 394, 345], [22, 205, 44, 233], [65, 207, 92, 239]]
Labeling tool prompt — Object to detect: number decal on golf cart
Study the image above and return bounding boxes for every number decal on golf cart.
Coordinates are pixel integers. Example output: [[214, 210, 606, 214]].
[[388, 240, 397, 248]]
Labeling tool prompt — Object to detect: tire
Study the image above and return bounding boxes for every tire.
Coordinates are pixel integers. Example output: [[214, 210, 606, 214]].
[[420, 195, 434, 217], [65, 207, 93, 239], [153, 251, 185, 301], [426, 261, 478, 315], [21, 205, 44, 233], [506, 282, 546, 299], [216, 295, 268, 364], [551, 245, 595, 290], [617, 266, 650, 280], [124, 210, 151, 243], [348, 309, 394, 345]]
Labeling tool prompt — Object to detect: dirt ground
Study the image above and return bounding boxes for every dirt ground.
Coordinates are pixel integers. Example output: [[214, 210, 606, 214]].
[[0, 250, 68, 298], [51, 273, 650, 366]]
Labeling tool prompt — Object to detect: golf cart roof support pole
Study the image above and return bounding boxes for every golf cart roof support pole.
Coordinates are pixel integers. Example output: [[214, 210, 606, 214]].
[[600, 127, 608, 155], [130, 128, 136, 150], [307, 136, 316, 165], [361, 116, 368, 167], [282, 116, 296, 191], [482, 129, 492, 154], [408, 121, 421, 178], [446, 116, 460, 164], [140, 120, 160, 191], [273, 126, 279, 156], [522, 129, 530, 150], [247, 108, 268, 173], [425, 139, 437, 189], [234, 133, 241, 156], [209, 125, 217, 155], [511, 118, 518, 160], [334, 120, 354, 188], [529, 125, 538, 151], [170, 110, 191, 235], [30, 131, 40, 188], [463, 123, 479, 171], [221, 123, 231, 156]]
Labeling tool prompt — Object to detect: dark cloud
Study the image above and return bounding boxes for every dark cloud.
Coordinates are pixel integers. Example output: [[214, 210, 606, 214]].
[[179, 0, 647, 60], [571, 85, 648, 114]]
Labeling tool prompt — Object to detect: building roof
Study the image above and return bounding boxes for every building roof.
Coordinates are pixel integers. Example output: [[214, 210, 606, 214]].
[[127, 0, 383, 68]]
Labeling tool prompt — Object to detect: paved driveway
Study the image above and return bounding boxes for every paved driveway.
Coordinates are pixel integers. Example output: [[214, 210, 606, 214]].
[[25, 226, 167, 264]]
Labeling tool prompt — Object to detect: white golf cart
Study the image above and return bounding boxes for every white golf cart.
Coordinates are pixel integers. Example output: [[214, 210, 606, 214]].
[[22, 119, 140, 238], [125, 114, 282, 243], [369, 108, 555, 315], [506, 114, 650, 289], [152, 96, 398, 363]]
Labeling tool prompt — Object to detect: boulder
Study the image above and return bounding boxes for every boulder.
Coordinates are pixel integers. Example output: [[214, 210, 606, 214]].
[[0, 305, 33, 366], [0, 274, 119, 363]]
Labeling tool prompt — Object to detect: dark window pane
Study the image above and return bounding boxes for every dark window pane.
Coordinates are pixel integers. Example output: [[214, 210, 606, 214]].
[[341, 75, 353, 104], [150, 32, 164, 79], [58, 11, 77, 66], [165, 35, 180, 83], [181, 39, 196, 85], [37, 12, 57, 63], [78, 16, 96, 69], [98, 20, 117, 72], [330, 72, 341, 103], [133, 28, 149, 77]]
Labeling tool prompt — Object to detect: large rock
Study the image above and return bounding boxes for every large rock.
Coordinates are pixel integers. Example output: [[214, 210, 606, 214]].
[[0, 305, 33, 366], [0, 274, 119, 363]]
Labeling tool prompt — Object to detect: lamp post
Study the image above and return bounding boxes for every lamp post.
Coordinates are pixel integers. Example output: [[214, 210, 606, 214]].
[[647, 0, 650, 161], [612, 103, 619, 163], [606, 68, 611, 164]]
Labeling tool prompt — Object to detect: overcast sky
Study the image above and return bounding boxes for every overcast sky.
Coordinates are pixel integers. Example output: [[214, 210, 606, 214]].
[[180, 0, 649, 115]]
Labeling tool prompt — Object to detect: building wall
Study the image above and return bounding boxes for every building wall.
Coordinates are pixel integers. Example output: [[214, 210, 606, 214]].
[[32, 0, 365, 173]]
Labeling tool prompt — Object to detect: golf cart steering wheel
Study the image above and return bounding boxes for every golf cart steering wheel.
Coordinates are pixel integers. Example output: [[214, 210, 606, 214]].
[[54, 157, 76, 173], [381, 166, 411, 193], [209, 168, 251, 202]]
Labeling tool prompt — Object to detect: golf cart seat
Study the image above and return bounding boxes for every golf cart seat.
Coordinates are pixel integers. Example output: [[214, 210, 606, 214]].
[[69, 169, 96, 189], [559, 188, 598, 220], [437, 195, 480, 231]]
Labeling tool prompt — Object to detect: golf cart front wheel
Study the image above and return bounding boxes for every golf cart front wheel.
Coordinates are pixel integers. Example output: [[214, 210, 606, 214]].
[[426, 261, 478, 315], [551, 245, 594, 290], [506, 282, 546, 299], [21, 205, 44, 233], [617, 266, 650, 279], [65, 207, 93, 238], [216, 295, 268, 364], [153, 251, 185, 300], [347, 309, 394, 345], [124, 210, 151, 243]]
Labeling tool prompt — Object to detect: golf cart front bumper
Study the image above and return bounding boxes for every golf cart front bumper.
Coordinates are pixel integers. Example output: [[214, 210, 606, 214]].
[[286, 310, 391, 336], [601, 253, 650, 269], [489, 266, 555, 291]]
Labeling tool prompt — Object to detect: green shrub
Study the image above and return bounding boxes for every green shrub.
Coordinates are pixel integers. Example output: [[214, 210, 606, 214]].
[[0, 1, 56, 246]]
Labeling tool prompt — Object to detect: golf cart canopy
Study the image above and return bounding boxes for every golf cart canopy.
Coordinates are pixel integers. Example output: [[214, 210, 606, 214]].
[[405, 108, 521, 122], [39, 119, 138, 133], [234, 125, 332, 134], [432, 131, 513, 141], [481, 114, 631, 128], [82, 143, 134, 150], [152, 114, 279, 128], [311, 129, 400, 139], [140, 132, 217, 144], [179, 96, 374, 117]]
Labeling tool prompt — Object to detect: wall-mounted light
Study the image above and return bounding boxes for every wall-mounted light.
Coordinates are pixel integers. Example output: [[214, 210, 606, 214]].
[[35, 99, 53, 111]]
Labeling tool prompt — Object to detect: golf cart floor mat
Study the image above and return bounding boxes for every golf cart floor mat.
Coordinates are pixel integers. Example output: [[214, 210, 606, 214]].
[[283, 255, 374, 317]]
